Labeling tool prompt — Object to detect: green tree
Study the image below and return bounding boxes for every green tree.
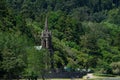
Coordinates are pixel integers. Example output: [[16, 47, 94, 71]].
[[25, 48, 50, 80], [0, 32, 32, 79], [0, 0, 8, 17], [110, 62, 120, 75], [107, 8, 120, 25]]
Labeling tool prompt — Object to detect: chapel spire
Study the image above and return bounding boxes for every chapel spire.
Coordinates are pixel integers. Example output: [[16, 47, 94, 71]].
[[44, 16, 48, 31], [41, 16, 54, 69], [41, 16, 52, 49]]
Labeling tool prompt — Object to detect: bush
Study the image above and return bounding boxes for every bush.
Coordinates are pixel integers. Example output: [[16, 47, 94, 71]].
[[110, 62, 120, 75]]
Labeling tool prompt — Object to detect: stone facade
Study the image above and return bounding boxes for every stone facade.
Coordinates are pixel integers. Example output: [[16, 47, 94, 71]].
[[41, 17, 52, 51]]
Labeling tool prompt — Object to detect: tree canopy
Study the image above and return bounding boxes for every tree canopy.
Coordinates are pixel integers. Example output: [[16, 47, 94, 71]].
[[0, 0, 120, 79]]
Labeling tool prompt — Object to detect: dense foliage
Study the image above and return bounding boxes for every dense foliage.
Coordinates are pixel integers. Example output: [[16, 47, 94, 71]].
[[0, 0, 120, 79]]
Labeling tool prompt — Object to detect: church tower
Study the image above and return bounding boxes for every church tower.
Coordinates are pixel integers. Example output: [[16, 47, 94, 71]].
[[41, 17, 54, 68], [41, 17, 52, 51]]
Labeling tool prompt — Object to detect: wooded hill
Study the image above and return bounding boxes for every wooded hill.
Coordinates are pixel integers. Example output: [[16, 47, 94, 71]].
[[0, 0, 120, 78]]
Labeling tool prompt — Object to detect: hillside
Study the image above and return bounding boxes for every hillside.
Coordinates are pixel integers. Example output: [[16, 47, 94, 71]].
[[0, 0, 120, 79]]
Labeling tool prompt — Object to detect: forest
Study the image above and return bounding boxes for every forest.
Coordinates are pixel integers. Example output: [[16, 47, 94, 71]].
[[0, 0, 120, 79]]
